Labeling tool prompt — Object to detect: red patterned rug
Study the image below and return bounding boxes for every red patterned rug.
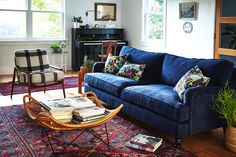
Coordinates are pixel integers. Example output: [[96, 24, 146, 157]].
[[0, 105, 196, 157], [0, 76, 78, 96]]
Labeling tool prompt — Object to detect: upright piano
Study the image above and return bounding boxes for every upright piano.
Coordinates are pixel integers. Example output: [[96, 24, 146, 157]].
[[71, 28, 128, 70]]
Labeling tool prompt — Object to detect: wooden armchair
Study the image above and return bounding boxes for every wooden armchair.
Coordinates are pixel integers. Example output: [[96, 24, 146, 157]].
[[11, 49, 66, 99], [98, 41, 117, 62]]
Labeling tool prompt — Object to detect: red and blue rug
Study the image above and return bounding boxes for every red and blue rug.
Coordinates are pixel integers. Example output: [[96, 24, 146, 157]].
[[0, 76, 78, 96], [0, 105, 196, 157]]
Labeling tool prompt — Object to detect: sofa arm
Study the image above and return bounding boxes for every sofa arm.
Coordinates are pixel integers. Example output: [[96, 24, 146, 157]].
[[92, 62, 105, 73], [183, 86, 225, 135]]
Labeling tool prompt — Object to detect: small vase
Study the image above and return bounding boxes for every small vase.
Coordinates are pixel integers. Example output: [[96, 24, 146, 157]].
[[73, 22, 77, 28]]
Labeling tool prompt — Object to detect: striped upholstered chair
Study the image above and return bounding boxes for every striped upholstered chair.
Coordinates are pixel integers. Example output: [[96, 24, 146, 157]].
[[11, 49, 66, 99]]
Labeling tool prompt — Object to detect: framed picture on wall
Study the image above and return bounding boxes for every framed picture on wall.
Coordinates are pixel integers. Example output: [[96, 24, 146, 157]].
[[179, 2, 197, 20], [95, 3, 117, 21]]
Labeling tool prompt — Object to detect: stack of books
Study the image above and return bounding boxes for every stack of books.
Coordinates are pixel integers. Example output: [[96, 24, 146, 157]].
[[126, 134, 163, 152], [39, 96, 96, 122], [72, 106, 106, 124]]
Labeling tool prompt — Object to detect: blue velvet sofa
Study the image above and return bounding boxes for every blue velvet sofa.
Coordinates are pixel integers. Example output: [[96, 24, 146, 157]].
[[84, 46, 234, 146]]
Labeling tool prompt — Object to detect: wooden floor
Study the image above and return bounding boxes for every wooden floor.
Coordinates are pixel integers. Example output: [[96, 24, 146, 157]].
[[0, 71, 235, 157]]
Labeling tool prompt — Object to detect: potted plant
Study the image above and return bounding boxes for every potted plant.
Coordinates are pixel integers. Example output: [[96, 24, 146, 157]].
[[80, 55, 95, 74], [50, 41, 67, 53], [211, 83, 236, 153], [72, 16, 83, 28]]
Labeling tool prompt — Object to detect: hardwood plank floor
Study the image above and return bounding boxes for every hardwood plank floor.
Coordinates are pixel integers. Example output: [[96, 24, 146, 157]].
[[0, 71, 235, 156]]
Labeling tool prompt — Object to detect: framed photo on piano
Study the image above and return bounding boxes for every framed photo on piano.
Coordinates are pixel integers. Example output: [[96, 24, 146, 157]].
[[95, 3, 116, 21]]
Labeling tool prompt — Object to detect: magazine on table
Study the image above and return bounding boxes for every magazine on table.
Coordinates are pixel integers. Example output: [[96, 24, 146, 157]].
[[40, 96, 96, 112], [126, 134, 163, 152], [72, 106, 106, 117]]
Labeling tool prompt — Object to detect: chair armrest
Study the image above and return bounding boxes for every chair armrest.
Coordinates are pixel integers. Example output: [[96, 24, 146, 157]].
[[92, 62, 105, 73], [14, 66, 30, 74], [49, 65, 63, 71], [183, 86, 225, 135]]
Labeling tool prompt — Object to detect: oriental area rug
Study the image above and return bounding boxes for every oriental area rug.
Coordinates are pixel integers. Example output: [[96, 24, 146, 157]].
[[0, 76, 78, 96], [0, 105, 196, 157]]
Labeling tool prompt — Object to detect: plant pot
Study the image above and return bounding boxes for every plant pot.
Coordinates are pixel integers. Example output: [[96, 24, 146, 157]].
[[73, 22, 77, 28], [80, 66, 92, 77], [225, 126, 236, 153]]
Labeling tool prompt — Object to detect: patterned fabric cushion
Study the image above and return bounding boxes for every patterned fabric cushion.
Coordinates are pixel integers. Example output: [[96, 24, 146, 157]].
[[104, 53, 128, 74], [15, 49, 49, 72], [174, 66, 210, 100], [116, 62, 146, 81], [17, 70, 64, 84]]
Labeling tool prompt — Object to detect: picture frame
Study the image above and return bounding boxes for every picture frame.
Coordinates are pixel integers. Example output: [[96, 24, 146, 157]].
[[179, 2, 197, 20], [95, 3, 117, 21]]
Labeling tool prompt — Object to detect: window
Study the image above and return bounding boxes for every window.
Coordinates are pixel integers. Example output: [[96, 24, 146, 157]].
[[142, 0, 166, 42], [0, 0, 64, 40]]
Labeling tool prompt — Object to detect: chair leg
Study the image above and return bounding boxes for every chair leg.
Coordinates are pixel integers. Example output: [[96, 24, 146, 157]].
[[10, 68, 17, 99], [62, 80, 66, 98], [44, 83, 46, 93], [28, 76, 31, 96]]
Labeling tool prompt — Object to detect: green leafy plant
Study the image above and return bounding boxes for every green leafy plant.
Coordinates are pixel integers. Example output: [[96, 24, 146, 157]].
[[211, 83, 236, 127], [50, 41, 67, 53], [72, 16, 83, 24], [82, 55, 95, 68]]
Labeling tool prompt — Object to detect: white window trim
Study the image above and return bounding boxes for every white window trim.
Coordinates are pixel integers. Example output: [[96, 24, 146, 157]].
[[141, 0, 167, 47], [0, 0, 65, 41]]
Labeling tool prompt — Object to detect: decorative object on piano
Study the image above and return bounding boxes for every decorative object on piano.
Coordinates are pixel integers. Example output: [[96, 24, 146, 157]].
[[105, 20, 115, 28], [95, 3, 116, 21], [94, 24, 100, 28], [50, 41, 67, 54], [72, 16, 83, 28]]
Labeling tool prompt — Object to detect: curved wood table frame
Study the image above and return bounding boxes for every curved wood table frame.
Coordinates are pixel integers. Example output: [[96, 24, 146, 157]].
[[23, 91, 123, 153]]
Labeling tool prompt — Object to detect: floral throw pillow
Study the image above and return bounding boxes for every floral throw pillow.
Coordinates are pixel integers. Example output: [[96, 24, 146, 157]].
[[116, 62, 146, 81], [174, 66, 210, 100], [104, 54, 128, 74]]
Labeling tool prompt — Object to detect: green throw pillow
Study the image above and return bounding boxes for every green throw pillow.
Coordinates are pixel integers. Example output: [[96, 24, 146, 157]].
[[116, 62, 146, 81], [174, 66, 210, 100], [104, 54, 128, 74]]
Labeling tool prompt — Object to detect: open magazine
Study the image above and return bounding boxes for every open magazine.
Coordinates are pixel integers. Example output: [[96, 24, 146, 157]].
[[40, 96, 96, 112]]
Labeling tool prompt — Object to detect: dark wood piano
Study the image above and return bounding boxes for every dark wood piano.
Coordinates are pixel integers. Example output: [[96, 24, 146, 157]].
[[71, 28, 128, 70]]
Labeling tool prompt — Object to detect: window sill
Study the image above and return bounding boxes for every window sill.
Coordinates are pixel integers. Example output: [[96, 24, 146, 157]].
[[0, 39, 68, 46]]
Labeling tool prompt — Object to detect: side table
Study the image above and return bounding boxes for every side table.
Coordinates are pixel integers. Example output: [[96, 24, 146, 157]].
[[78, 67, 92, 93], [50, 52, 68, 72]]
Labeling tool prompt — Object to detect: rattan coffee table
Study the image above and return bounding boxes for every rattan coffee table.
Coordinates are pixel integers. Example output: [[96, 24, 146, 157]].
[[23, 91, 123, 154]]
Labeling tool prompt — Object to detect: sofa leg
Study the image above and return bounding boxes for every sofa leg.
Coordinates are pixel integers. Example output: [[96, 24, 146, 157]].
[[174, 138, 182, 149]]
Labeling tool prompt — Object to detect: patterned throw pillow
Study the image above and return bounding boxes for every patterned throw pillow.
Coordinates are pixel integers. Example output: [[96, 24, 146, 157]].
[[117, 62, 146, 81], [174, 66, 210, 100], [104, 54, 128, 74]]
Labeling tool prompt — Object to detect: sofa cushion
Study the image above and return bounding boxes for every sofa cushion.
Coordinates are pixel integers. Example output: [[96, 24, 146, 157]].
[[84, 73, 153, 97], [117, 62, 146, 81], [119, 46, 165, 83], [120, 84, 189, 122], [104, 54, 128, 74], [161, 54, 234, 86], [174, 66, 210, 100]]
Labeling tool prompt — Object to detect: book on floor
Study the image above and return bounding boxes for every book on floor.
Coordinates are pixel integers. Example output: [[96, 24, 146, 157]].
[[126, 134, 163, 152]]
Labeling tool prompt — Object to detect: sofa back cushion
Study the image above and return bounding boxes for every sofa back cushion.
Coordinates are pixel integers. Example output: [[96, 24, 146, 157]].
[[161, 54, 234, 86], [120, 46, 165, 83]]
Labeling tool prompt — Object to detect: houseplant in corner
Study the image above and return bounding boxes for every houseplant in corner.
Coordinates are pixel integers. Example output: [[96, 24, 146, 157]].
[[80, 55, 95, 75], [211, 83, 236, 153]]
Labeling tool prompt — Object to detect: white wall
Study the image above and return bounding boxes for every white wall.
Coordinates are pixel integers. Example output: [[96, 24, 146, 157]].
[[121, 0, 216, 59], [0, 0, 121, 75]]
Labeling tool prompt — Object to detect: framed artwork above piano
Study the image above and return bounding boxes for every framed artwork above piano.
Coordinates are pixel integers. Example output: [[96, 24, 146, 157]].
[[71, 28, 128, 71]]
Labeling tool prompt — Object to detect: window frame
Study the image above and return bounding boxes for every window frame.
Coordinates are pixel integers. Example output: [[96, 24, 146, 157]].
[[0, 0, 65, 41], [142, 0, 166, 45]]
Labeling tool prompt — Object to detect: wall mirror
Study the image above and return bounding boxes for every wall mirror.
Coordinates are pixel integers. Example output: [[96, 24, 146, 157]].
[[95, 3, 116, 21]]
